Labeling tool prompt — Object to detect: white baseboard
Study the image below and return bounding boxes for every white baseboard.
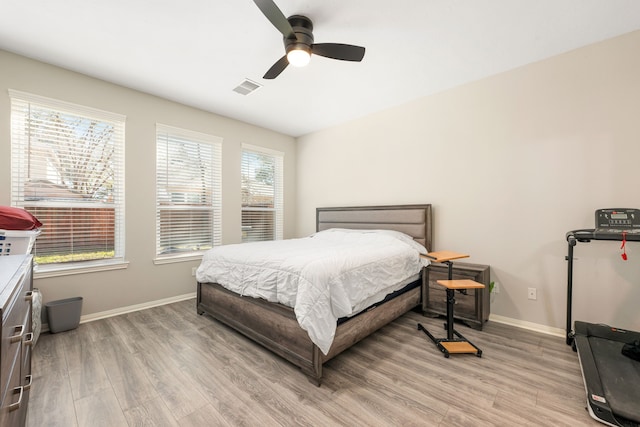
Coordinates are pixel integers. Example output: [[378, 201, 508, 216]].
[[41, 293, 565, 340], [42, 292, 196, 332], [489, 314, 565, 337], [80, 292, 197, 323]]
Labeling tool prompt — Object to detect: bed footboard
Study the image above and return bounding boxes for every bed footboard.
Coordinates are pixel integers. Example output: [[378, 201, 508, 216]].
[[197, 276, 423, 385], [197, 281, 323, 383]]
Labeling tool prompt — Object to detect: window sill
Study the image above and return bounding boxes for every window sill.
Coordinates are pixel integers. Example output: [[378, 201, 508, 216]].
[[34, 260, 129, 279], [153, 254, 203, 265]]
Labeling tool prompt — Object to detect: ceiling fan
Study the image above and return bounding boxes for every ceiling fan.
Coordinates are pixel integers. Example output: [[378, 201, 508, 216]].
[[253, 0, 366, 79]]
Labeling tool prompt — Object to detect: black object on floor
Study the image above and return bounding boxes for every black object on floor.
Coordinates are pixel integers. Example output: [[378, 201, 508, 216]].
[[622, 340, 640, 362]]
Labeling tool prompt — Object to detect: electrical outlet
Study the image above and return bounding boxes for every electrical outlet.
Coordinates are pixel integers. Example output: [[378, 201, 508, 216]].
[[493, 282, 500, 294], [191, 267, 197, 277], [527, 287, 537, 300]]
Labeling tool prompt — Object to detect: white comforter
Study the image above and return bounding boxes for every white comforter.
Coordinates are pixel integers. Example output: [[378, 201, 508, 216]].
[[196, 228, 429, 355]]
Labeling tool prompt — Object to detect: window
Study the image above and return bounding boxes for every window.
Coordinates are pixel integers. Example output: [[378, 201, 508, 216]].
[[10, 90, 125, 272], [241, 145, 283, 242], [156, 124, 222, 260]]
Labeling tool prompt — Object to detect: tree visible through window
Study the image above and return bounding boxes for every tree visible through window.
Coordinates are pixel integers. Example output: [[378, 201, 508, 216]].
[[10, 90, 125, 267], [241, 146, 283, 242]]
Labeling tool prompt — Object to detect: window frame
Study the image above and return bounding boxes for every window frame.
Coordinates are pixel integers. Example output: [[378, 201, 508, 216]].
[[154, 124, 222, 264], [241, 144, 284, 243], [9, 89, 127, 278]]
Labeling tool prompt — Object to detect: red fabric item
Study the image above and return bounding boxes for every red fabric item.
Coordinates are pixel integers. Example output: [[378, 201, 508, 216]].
[[0, 206, 43, 230]]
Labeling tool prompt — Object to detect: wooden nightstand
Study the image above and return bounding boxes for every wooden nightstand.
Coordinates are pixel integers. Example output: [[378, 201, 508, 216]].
[[423, 261, 490, 330], [417, 250, 485, 358]]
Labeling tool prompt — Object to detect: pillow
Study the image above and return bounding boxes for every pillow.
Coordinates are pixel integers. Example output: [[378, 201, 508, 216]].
[[314, 227, 428, 254], [0, 206, 43, 230]]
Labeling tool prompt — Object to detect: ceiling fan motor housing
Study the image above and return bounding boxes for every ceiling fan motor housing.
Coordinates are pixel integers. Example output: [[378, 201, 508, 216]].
[[285, 15, 314, 55]]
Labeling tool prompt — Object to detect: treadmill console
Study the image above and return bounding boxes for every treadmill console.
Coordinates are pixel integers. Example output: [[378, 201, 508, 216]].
[[595, 208, 640, 233], [568, 208, 640, 244]]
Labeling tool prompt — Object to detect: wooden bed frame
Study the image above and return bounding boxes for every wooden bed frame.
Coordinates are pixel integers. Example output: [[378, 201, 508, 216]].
[[196, 204, 433, 385]]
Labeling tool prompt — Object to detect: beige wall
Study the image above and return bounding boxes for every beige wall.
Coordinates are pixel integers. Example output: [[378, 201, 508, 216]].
[[296, 31, 640, 332], [0, 50, 296, 318], [3, 30, 640, 332]]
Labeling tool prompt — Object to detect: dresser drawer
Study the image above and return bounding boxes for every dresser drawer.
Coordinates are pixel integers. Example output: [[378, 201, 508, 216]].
[[21, 307, 33, 402], [0, 346, 22, 426], [0, 309, 31, 400]]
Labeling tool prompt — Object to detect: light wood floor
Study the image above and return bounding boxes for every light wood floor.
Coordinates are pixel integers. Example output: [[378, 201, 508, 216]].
[[27, 299, 600, 426]]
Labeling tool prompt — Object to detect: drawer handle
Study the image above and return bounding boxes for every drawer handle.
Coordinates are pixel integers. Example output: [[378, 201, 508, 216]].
[[25, 290, 34, 301], [24, 375, 33, 390], [10, 325, 25, 343], [24, 332, 34, 346], [8, 386, 24, 411]]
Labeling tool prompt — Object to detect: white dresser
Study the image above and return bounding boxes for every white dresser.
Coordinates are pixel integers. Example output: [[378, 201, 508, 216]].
[[0, 255, 33, 427]]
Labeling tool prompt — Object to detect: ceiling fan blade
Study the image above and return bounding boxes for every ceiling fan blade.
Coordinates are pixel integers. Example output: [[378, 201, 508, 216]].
[[263, 55, 289, 79], [312, 43, 365, 62], [253, 0, 296, 40]]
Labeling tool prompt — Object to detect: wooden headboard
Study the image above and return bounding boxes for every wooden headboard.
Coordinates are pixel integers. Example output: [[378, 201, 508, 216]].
[[316, 204, 432, 252]]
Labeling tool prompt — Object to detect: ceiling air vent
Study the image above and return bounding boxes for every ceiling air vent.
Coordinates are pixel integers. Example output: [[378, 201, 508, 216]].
[[233, 79, 262, 96]]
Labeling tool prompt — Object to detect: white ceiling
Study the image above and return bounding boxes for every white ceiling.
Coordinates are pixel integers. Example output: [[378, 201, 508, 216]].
[[2, 1, 640, 137]]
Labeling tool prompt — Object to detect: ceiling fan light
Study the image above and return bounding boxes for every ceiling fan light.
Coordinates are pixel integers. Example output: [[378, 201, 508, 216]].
[[287, 48, 311, 67]]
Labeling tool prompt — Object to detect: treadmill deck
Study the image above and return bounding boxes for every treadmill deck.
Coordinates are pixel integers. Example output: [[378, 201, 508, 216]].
[[574, 321, 640, 426]]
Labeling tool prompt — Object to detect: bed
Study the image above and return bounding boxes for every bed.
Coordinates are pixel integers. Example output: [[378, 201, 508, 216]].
[[196, 204, 433, 385]]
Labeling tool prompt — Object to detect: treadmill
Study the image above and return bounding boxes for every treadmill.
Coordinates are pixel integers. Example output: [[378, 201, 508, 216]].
[[566, 209, 640, 427]]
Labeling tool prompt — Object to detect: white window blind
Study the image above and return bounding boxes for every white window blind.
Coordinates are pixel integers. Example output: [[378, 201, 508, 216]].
[[241, 145, 283, 242], [156, 124, 222, 259], [9, 90, 125, 269]]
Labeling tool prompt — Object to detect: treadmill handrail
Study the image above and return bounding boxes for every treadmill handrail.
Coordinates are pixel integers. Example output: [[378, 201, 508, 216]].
[[567, 228, 640, 243], [566, 229, 595, 245]]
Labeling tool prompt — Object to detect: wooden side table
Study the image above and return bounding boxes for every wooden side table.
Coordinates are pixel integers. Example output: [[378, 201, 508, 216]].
[[423, 262, 490, 330], [417, 250, 485, 357]]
